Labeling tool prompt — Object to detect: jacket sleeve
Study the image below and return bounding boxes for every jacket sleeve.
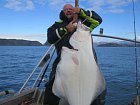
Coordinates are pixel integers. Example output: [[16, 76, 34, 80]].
[[79, 9, 102, 31], [47, 21, 68, 44]]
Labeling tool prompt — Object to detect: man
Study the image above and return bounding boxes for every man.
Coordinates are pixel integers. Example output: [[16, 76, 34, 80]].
[[44, 4, 105, 105]]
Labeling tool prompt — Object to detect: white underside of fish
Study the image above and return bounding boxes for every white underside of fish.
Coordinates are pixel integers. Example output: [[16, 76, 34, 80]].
[[52, 22, 106, 105]]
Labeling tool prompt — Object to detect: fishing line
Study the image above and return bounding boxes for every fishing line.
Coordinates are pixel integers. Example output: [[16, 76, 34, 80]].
[[132, 0, 139, 104]]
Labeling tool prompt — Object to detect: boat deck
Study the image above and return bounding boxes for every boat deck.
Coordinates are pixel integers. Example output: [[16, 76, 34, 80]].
[[0, 88, 43, 105]]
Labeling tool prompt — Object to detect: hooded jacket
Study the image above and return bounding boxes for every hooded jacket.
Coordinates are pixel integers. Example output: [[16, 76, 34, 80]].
[[47, 8, 102, 56]]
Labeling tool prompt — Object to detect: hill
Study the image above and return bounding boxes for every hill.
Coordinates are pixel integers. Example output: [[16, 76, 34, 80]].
[[0, 38, 42, 46], [97, 42, 140, 47], [44, 41, 51, 46], [2, 38, 138, 47]]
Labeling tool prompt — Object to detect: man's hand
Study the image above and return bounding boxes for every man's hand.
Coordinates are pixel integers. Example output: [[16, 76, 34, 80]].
[[74, 6, 80, 14], [66, 21, 77, 33], [72, 7, 80, 23]]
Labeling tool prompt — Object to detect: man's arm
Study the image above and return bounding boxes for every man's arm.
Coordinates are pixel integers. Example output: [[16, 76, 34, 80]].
[[47, 21, 68, 44], [78, 8, 102, 31]]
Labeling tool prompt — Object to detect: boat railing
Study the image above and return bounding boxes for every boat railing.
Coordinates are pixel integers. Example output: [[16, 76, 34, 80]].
[[18, 34, 140, 91], [18, 44, 55, 94], [92, 34, 140, 43], [18, 34, 140, 94]]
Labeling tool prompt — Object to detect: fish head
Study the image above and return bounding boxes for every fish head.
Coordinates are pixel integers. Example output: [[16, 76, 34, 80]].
[[70, 21, 92, 50]]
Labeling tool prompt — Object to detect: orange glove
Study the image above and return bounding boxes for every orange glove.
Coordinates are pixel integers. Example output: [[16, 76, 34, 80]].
[[74, 6, 80, 14]]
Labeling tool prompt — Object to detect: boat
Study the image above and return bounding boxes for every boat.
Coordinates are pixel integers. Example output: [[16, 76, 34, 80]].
[[0, 0, 139, 104], [0, 33, 139, 105]]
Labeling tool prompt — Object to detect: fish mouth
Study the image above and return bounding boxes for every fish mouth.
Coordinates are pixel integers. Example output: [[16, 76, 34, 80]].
[[71, 24, 90, 43]]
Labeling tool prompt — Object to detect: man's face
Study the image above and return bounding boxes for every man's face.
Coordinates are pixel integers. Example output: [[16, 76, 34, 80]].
[[63, 4, 74, 19]]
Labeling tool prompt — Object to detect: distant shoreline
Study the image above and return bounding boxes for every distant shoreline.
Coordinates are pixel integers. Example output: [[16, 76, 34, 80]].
[[0, 38, 44, 46], [0, 38, 139, 47], [96, 42, 140, 47]]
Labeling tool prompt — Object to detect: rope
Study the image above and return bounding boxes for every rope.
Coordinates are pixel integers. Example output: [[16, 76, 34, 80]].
[[132, 0, 139, 104]]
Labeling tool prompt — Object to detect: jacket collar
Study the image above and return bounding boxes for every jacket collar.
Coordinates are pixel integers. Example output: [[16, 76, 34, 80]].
[[59, 10, 72, 22]]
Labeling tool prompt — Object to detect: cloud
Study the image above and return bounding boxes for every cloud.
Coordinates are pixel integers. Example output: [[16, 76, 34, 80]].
[[4, 0, 34, 11], [34, 0, 46, 5], [47, 0, 75, 9], [4, 0, 138, 13], [48, 0, 63, 6], [4, 0, 46, 11], [86, 0, 136, 13], [46, 0, 138, 13]]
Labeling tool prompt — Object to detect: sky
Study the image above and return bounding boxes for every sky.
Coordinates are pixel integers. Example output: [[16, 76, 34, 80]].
[[0, 0, 140, 44]]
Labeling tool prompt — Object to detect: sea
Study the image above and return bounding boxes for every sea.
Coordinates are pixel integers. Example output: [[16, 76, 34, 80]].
[[0, 46, 140, 105]]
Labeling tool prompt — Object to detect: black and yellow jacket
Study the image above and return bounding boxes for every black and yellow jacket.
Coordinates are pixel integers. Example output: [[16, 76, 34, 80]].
[[47, 8, 102, 56]]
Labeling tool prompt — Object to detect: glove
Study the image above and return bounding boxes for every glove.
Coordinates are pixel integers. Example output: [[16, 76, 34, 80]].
[[74, 6, 80, 14]]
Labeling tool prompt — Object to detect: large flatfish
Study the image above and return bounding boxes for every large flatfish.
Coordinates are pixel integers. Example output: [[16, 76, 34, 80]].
[[52, 22, 106, 105]]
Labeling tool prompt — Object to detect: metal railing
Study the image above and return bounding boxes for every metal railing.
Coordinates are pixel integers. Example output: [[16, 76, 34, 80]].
[[92, 34, 140, 43], [18, 44, 55, 93]]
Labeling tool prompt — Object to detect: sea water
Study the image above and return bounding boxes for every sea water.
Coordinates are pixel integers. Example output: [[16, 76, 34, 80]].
[[0, 46, 139, 105]]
